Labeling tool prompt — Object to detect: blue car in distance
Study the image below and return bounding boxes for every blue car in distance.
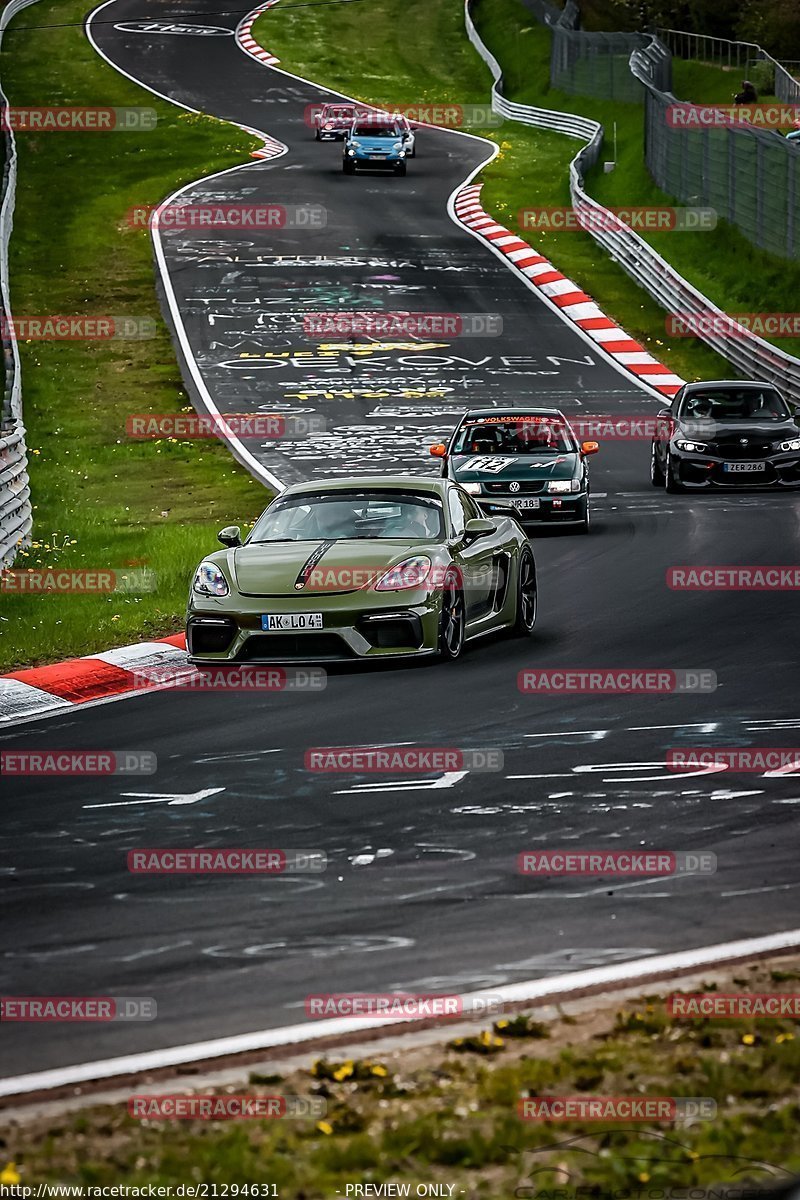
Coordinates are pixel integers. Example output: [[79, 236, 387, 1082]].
[[343, 117, 408, 176]]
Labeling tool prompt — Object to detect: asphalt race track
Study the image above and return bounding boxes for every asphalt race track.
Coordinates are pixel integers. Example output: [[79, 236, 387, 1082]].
[[2, 0, 800, 1080]]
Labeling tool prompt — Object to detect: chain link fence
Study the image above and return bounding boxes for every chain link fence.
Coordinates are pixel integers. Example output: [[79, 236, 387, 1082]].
[[518, 1, 800, 259], [465, 0, 800, 401], [657, 28, 800, 106], [552, 28, 652, 101], [630, 41, 800, 261], [0, 0, 36, 567]]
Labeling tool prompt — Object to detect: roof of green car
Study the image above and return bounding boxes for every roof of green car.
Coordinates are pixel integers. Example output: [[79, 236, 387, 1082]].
[[280, 476, 447, 498]]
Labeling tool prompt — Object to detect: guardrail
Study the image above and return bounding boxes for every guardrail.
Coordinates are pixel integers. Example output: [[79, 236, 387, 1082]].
[[0, 0, 37, 566], [465, 0, 800, 404]]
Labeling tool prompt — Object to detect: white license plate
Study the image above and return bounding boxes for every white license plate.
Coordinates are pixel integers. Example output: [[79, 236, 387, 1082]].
[[513, 498, 541, 509], [723, 462, 765, 473], [369, 154, 386, 159], [261, 613, 323, 631]]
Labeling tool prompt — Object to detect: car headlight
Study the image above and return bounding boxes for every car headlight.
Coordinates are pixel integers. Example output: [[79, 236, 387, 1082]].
[[347, 149, 356, 156], [460, 482, 481, 495], [375, 555, 432, 592], [675, 439, 708, 452], [398, 150, 406, 157], [350, 141, 361, 149], [192, 561, 230, 598], [779, 437, 800, 451], [547, 480, 581, 494], [393, 141, 404, 149]]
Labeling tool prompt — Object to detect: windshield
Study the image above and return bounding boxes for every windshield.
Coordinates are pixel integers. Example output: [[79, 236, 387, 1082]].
[[249, 491, 444, 543], [679, 388, 791, 422], [353, 124, 398, 138], [326, 107, 353, 118], [452, 416, 574, 455]]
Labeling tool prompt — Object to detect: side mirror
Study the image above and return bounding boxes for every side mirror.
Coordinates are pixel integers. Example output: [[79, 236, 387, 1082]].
[[430, 443, 447, 458], [580, 440, 599, 456], [218, 525, 242, 547], [464, 517, 496, 539]]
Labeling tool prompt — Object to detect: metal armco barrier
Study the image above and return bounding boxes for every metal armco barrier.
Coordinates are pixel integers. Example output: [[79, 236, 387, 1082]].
[[0, 0, 37, 565], [465, 0, 800, 404]]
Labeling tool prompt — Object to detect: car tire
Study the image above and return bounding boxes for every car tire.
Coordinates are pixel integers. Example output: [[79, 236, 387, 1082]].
[[437, 570, 466, 661], [512, 546, 537, 635], [315, 130, 321, 141], [573, 501, 591, 534], [665, 454, 684, 493], [650, 442, 666, 486], [343, 159, 355, 175], [410, 146, 416, 157], [395, 162, 407, 177]]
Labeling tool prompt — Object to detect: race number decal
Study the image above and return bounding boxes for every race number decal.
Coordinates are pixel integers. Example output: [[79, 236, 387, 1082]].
[[469, 456, 516, 474]]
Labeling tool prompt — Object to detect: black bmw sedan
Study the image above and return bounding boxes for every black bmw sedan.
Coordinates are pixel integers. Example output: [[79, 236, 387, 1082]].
[[650, 380, 800, 492]]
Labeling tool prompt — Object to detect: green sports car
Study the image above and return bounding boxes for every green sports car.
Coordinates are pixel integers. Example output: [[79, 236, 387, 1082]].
[[186, 477, 537, 663]]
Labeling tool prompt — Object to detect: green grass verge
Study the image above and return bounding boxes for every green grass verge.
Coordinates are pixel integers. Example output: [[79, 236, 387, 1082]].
[[474, 0, 800, 357], [0, 0, 269, 672], [252, 0, 737, 384], [3, 961, 799, 1191]]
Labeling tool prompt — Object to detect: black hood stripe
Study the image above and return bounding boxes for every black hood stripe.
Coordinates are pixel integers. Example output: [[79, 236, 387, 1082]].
[[294, 540, 336, 591]]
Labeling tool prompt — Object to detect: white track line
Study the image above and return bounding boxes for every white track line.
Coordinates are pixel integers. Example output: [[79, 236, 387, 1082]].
[[2, 927, 799, 1098], [85, 0, 287, 492]]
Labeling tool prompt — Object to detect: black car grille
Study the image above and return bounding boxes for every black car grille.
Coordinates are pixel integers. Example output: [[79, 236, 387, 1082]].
[[237, 633, 353, 660], [357, 613, 423, 650], [483, 480, 546, 494], [707, 441, 775, 459], [188, 619, 237, 655]]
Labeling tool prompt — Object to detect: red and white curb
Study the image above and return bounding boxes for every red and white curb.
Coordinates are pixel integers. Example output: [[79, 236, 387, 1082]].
[[234, 1, 288, 159], [236, 0, 281, 68], [0, 634, 188, 725], [454, 184, 685, 399]]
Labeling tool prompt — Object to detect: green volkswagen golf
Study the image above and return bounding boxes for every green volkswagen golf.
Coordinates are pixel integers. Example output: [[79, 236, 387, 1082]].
[[186, 477, 537, 664], [430, 408, 599, 533]]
